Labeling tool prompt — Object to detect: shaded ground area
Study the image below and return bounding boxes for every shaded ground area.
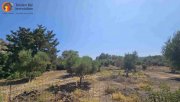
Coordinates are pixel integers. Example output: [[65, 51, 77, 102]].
[[12, 89, 80, 102], [47, 82, 91, 93], [0, 79, 29, 86]]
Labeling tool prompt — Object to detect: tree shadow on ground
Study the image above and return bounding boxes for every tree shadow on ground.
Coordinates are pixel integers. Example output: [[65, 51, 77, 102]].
[[59, 74, 72, 79], [169, 77, 180, 81], [0, 78, 28, 86], [46, 81, 91, 93], [165, 71, 180, 74]]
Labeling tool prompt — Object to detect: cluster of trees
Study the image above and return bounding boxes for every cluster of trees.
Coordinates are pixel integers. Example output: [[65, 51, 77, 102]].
[[58, 50, 100, 86], [138, 55, 167, 66], [0, 25, 59, 80], [96, 53, 123, 67], [0, 25, 100, 85]]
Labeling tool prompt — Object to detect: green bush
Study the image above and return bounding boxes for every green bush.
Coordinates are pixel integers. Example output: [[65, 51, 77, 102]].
[[7, 71, 20, 80], [142, 64, 147, 70], [12, 50, 50, 81], [146, 84, 180, 102], [32, 71, 42, 78]]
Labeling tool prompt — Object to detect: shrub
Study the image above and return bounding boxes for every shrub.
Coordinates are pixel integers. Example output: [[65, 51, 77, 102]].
[[112, 92, 126, 101], [105, 86, 118, 94], [146, 84, 180, 102], [7, 71, 20, 80], [138, 83, 152, 91], [15, 50, 50, 81], [142, 64, 147, 70], [28, 71, 42, 79]]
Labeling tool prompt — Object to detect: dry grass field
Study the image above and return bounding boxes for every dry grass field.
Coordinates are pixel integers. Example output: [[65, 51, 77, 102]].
[[0, 66, 180, 102]]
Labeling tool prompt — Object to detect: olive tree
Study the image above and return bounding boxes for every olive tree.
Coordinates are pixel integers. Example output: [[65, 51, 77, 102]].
[[162, 31, 180, 72], [73, 56, 97, 86], [123, 51, 138, 77], [62, 50, 79, 75]]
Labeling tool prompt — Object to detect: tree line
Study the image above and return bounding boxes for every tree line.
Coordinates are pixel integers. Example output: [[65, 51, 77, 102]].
[[0, 25, 180, 82]]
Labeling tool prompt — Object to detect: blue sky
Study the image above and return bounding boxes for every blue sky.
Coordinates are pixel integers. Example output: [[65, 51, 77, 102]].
[[1, 0, 180, 58]]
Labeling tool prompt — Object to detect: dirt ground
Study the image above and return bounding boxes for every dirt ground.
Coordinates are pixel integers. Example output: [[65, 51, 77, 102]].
[[144, 66, 180, 91], [145, 66, 180, 79]]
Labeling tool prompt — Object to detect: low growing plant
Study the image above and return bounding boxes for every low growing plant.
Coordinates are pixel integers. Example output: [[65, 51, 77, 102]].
[[146, 84, 180, 102]]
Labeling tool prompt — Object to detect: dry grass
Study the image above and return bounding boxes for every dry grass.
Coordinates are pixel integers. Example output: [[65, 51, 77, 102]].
[[79, 98, 99, 102], [72, 89, 86, 98], [132, 71, 146, 78], [137, 82, 152, 91], [37, 91, 55, 102], [112, 92, 140, 102], [100, 69, 113, 77], [1, 66, 180, 102]]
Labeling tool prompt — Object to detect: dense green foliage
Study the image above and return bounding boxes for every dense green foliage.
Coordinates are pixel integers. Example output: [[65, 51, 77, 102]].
[[6, 25, 59, 70], [73, 56, 93, 77], [162, 31, 180, 71], [8, 50, 50, 80], [0, 39, 7, 53], [59, 50, 100, 85], [0, 39, 9, 78], [123, 51, 138, 77], [96, 53, 123, 67], [92, 60, 101, 72], [0, 25, 59, 79], [0, 53, 9, 78], [62, 50, 79, 75], [72, 56, 98, 85], [139, 55, 167, 66]]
